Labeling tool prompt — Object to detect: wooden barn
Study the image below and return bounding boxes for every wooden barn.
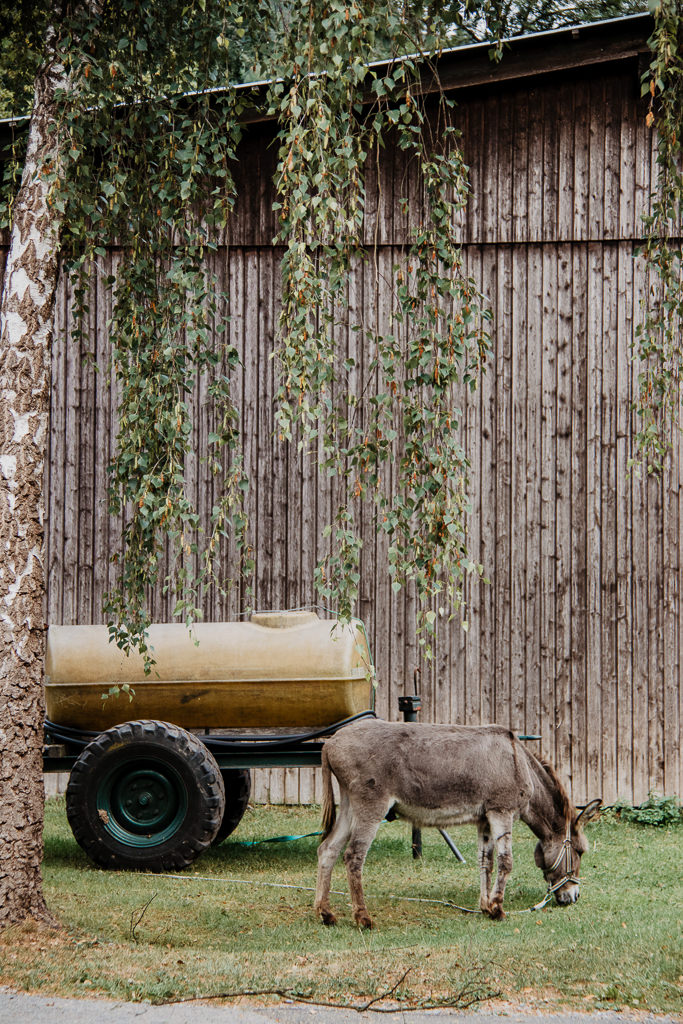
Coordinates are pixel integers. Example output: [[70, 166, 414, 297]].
[[3, 12, 680, 806]]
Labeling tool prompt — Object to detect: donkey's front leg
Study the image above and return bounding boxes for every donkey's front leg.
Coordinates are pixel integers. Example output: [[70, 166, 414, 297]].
[[343, 812, 383, 929], [477, 819, 495, 912], [483, 811, 514, 920]]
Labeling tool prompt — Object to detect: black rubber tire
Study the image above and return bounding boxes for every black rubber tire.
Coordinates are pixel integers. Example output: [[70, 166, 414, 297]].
[[65, 719, 225, 871], [212, 769, 251, 844]]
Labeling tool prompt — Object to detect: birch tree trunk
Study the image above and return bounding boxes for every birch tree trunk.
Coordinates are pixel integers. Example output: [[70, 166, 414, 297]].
[[0, 26, 66, 927]]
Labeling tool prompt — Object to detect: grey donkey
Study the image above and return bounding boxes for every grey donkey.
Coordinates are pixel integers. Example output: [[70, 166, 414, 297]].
[[314, 719, 601, 927]]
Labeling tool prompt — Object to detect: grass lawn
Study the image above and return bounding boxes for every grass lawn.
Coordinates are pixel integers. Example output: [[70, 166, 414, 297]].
[[0, 797, 681, 1014]]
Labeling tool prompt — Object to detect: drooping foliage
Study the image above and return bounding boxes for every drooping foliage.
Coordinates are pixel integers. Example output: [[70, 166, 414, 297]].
[[0, 3, 50, 119], [633, 0, 683, 473], [267, 1, 490, 640], [12, 0, 490, 659], [51, 1, 253, 657], [0, 0, 680, 660]]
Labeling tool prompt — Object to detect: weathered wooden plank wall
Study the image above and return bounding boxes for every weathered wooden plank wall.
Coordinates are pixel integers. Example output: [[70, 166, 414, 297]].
[[3, 56, 680, 805]]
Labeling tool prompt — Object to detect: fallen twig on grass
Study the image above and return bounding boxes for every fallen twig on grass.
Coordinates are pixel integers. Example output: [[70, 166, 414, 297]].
[[356, 966, 412, 1010], [155, 964, 501, 1012], [129, 893, 156, 943]]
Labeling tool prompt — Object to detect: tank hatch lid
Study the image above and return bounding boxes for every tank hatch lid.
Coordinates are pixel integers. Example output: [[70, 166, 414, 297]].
[[249, 610, 319, 629]]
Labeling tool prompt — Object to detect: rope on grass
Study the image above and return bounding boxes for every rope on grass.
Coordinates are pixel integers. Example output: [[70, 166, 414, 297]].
[[136, 871, 562, 915]]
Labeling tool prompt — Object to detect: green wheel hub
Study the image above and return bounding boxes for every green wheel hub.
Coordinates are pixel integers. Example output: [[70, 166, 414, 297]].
[[97, 759, 188, 848]]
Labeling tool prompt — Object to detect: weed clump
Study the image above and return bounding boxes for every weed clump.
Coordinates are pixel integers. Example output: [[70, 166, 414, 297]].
[[610, 793, 683, 827]]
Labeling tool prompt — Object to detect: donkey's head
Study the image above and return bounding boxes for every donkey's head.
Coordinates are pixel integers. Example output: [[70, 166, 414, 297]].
[[533, 799, 602, 905]]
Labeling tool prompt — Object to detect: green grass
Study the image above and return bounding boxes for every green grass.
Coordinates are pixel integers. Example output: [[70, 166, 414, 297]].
[[1, 798, 681, 1013]]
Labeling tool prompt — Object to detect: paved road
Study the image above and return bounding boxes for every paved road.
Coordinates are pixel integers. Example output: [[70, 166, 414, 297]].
[[0, 990, 680, 1024]]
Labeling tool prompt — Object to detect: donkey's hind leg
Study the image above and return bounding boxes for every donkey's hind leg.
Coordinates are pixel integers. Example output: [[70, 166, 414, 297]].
[[315, 790, 352, 925], [343, 803, 386, 929]]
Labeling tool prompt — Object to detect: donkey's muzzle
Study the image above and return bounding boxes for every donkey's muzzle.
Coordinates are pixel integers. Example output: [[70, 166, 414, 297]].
[[555, 884, 579, 905]]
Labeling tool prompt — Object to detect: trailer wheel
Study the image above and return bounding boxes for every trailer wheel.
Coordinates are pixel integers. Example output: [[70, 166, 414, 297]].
[[66, 720, 225, 871], [213, 769, 251, 844]]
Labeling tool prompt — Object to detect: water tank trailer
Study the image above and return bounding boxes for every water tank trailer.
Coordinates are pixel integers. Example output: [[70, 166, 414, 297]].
[[43, 611, 375, 871]]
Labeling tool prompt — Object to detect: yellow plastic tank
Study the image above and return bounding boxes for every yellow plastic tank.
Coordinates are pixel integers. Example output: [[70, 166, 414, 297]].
[[45, 611, 375, 731]]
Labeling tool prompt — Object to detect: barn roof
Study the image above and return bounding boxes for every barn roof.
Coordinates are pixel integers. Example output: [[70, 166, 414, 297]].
[[0, 11, 654, 132], [404, 11, 652, 97]]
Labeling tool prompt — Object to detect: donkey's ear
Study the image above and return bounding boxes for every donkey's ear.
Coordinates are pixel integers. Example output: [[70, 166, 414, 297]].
[[575, 799, 602, 826]]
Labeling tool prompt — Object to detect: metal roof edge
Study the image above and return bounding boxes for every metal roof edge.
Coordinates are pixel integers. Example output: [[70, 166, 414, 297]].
[[364, 10, 653, 71]]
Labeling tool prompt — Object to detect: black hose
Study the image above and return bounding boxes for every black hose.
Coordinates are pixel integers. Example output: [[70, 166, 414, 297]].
[[196, 710, 378, 753], [44, 720, 99, 748], [44, 709, 377, 754]]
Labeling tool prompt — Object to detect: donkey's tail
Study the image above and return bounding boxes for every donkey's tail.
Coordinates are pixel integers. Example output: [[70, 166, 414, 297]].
[[320, 747, 336, 840]]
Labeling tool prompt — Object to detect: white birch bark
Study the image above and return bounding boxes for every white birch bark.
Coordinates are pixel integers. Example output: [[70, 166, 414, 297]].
[[0, 25, 66, 926]]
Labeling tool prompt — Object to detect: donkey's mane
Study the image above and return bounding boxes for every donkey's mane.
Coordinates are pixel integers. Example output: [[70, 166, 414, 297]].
[[538, 757, 576, 824]]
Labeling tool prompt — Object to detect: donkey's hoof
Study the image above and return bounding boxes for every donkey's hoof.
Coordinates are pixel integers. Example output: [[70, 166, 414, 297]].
[[354, 911, 374, 930], [484, 900, 505, 920], [318, 909, 337, 926]]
